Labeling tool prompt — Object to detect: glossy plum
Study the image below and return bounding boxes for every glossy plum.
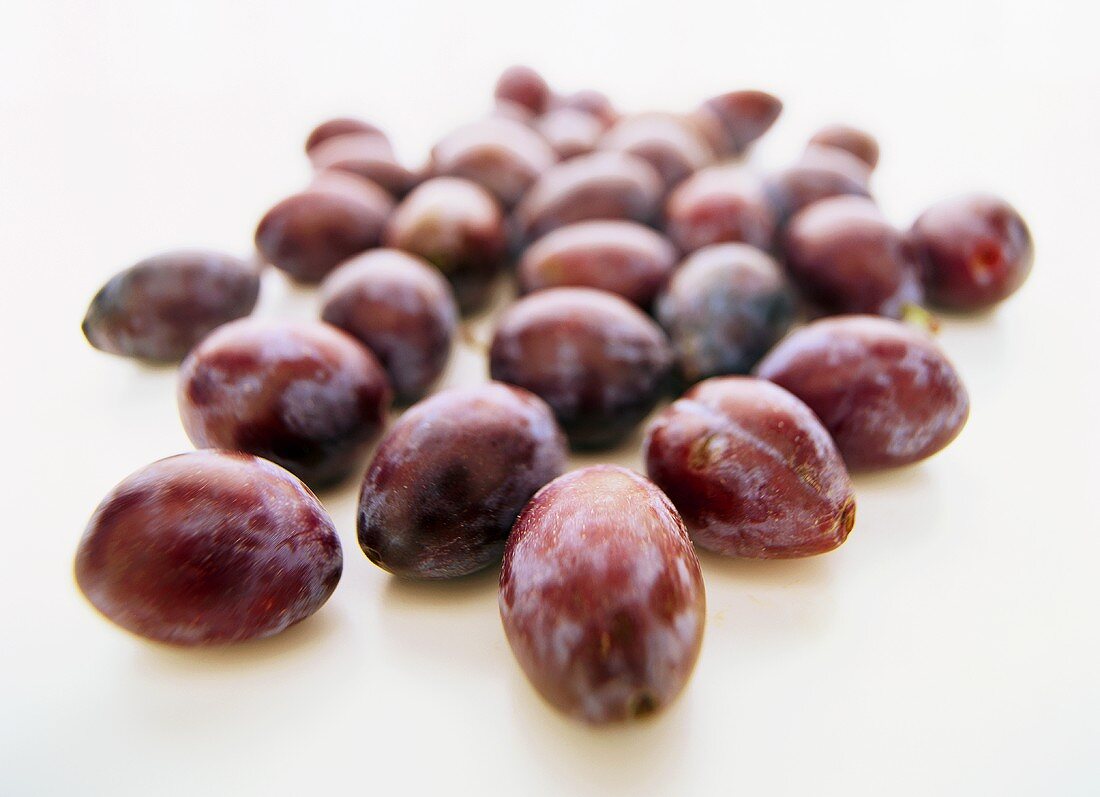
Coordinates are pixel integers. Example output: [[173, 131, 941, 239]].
[[755, 315, 970, 470], [783, 195, 922, 317], [494, 65, 552, 115], [598, 113, 716, 190], [255, 180, 393, 283], [358, 383, 568, 579], [490, 287, 673, 448], [691, 90, 782, 156], [499, 465, 705, 724], [664, 164, 777, 254], [383, 177, 507, 313], [178, 319, 392, 487], [514, 151, 664, 242], [82, 250, 260, 362], [75, 450, 342, 645], [320, 249, 457, 403], [308, 132, 417, 196], [518, 220, 677, 308], [809, 124, 880, 170], [645, 377, 856, 558], [553, 89, 618, 128], [534, 108, 603, 160], [909, 193, 1034, 311], [431, 117, 557, 207], [305, 117, 387, 154], [767, 145, 872, 223], [656, 243, 795, 383]]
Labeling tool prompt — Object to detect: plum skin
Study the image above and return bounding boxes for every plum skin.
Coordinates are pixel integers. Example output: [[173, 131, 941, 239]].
[[358, 383, 568, 579], [782, 195, 922, 318], [656, 243, 795, 383], [74, 450, 342, 646], [82, 250, 260, 362], [494, 65, 551, 115], [517, 220, 678, 309], [384, 177, 507, 314], [808, 124, 880, 170], [664, 165, 777, 254], [645, 377, 856, 558], [499, 465, 705, 724], [755, 315, 970, 470], [178, 318, 393, 488], [909, 193, 1034, 311], [489, 287, 673, 449], [320, 249, 457, 404], [255, 180, 394, 284]]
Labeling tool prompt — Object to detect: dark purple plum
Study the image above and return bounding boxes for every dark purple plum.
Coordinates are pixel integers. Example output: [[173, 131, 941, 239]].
[[383, 177, 507, 313], [783, 195, 922, 317], [514, 151, 664, 242], [255, 180, 394, 284], [431, 117, 558, 207], [664, 164, 777, 254], [320, 249, 457, 403], [82, 250, 260, 362], [755, 315, 970, 470], [500, 465, 705, 724], [75, 450, 342, 645], [909, 193, 1034, 311], [534, 108, 603, 160], [305, 117, 387, 154], [645, 377, 856, 558], [598, 113, 716, 190], [767, 145, 872, 223], [518, 220, 677, 308], [656, 243, 795, 383], [494, 65, 552, 115], [357, 383, 568, 579], [489, 287, 673, 448], [308, 132, 417, 196], [808, 124, 880, 170], [178, 319, 392, 487], [690, 90, 782, 156]]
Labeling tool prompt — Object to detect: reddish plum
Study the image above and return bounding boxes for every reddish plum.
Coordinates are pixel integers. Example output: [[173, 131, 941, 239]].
[[500, 465, 705, 724], [645, 377, 856, 558], [598, 113, 716, 190], [494, 65, 551, 115], [75, 450, 341, 645], [808, 124, 880, 170], [664, 164, 777, 254]]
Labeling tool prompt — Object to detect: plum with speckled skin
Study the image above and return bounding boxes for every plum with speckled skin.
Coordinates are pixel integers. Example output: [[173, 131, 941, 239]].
[[494, 65, 551, 115], [656, 243, 795, 383], [320, 249, 457, 403], [308, 132, 417, 196], [255, 180, 393, 284], [514, 152, 664, 242], [82, 250, 260, 362], [645, 377, 856, 558], [178, 319, 392, 488], [518, 220, 677, 308], [809, 125, 880, 170], [755, 316, 970, 470], [598, 113, 717, 190], [358, 383, 567, 579], [490, 288, 673, 448], [500, 465, 705, 724], [783, 195, 923, 318], [767, 145, 872, 224], [75, 450, 342, 645], [431, 117, 558, 207], [664, 165, 777, 254], [384, 177, 507, 314], [909, 193, 1034, 311]]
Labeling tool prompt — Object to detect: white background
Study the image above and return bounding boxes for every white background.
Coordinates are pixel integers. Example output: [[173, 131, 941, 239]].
[[2, 1, 1098, 795]]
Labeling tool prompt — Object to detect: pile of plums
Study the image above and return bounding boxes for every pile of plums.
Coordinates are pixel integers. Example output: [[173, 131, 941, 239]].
[[77, 65, 1033, 724]]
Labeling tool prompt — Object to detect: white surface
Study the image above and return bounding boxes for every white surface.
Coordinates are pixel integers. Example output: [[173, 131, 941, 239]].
[[2, 1, 1098, 795]]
